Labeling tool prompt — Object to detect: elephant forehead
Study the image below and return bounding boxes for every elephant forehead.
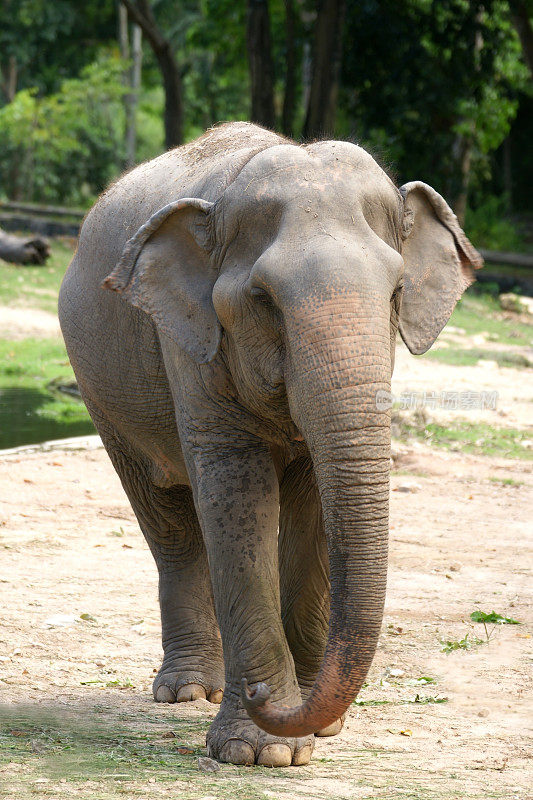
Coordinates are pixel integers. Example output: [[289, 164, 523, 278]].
[[222, 144, 396, 222]]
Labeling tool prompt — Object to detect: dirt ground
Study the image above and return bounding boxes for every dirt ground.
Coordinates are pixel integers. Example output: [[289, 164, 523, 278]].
[[0, 433, 531, 799], [0, 308, 61, 341]]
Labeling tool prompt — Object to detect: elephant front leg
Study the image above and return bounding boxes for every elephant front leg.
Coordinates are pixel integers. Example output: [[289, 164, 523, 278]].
[[192, 443, 315, 767]]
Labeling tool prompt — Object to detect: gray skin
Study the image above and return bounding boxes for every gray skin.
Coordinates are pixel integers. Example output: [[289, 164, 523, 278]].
[[59, 122, 482, 768]]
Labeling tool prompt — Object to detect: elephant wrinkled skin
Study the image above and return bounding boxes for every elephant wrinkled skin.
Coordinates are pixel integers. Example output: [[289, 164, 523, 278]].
[[58, 122, 482, 767]]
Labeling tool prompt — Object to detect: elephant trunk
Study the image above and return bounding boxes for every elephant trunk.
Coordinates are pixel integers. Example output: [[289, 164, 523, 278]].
[[242, 295, 391, 737]]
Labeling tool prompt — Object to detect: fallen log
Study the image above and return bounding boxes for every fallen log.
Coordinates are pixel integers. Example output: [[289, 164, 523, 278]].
[[478, 248, 533, 269], [0, 226, 50, 265]]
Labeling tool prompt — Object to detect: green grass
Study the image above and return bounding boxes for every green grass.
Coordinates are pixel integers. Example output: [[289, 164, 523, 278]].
[[0, 337, 94, 448], [488, 476, 524, 487], [425, 347, 532, 369], [0, 238, 75, 313], [396, 417, 533, 460], [444, 293, 533, 348]]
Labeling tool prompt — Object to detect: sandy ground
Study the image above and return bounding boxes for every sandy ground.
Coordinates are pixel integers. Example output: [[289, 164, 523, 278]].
[[0, 440, 531, 799], [0, 308, 61, 341]]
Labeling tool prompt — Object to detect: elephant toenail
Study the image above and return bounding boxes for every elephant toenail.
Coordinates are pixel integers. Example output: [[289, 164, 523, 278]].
[[257, 743, 292, 767], [218, 740, 255, 766], [315, 716, 344, 737], [155, 685, 176, 703], [175, 683, 206, 702], [208, 688, 223, 704], [292, 743, 313, 765]]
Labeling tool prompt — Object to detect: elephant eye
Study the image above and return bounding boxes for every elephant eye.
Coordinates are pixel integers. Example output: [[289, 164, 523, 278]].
[[250, 286, 272, 305]]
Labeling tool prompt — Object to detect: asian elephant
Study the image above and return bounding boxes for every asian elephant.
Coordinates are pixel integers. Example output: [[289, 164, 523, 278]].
[[58, 122, 482, 767]]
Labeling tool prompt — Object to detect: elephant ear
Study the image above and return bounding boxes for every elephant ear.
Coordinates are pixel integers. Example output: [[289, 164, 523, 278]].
[[398, 181, 483, 355], [102, 198, 220, 363]]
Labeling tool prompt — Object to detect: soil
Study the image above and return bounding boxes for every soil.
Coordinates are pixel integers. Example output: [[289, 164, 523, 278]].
[[0, 439, 531, 799], [0, 307, 61, 341]]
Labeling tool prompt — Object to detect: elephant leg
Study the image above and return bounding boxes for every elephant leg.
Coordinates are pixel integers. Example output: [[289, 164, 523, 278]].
[[189, 443, 314, 767], [279, 456, 344, 737], [87, 409, 224, 704]]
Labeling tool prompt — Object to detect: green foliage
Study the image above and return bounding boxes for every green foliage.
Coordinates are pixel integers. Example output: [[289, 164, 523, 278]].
[[470, 610, 520, 624], [0, 55, 126, 205], [0, 1, 531, 213], [341, 1, 530, 199], [465, 195, 526, 251], [0, 0, 117, 99], [440, 633, 485, 653]]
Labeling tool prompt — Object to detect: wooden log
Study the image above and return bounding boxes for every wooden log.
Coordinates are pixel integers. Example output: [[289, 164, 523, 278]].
[[0, 201, 85, 219], [479, 248, 533, 269], [0, 227, 50, 265]]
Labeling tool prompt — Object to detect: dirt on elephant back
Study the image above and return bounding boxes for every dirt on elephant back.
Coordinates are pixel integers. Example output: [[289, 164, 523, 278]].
[[0, 439, 531, 800]]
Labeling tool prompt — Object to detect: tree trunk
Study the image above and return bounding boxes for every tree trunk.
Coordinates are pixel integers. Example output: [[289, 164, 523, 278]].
[[452, 10, 484, 225], [503, 135, 513, 211], [303, 0, 346, 140], [453, 130, 473, 227], [510, 0, 533, 79], [118, 6, 142, 168], [281, 0, 297, 137], [1, 55, 17, 103], [0, 228, 49, 265], [246, 0, 276, 129], [120, 0, 183, 149]]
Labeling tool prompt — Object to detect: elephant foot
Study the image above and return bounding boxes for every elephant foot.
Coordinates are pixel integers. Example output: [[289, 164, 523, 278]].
[[298, 681, 345, 736], [206, 698, 314, 766], [153, 656, 224, 705], [315, 713, 345, 737]]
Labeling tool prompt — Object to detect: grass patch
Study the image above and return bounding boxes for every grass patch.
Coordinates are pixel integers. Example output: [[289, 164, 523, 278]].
[[0, 705, 289, 799], [0, 238, 75, 313], [446, 293, 532, 347], [425, 347, 532, 369], [0, 337, 94, 448], [488, 476, 524, 487], [353, 696, 447, 706], [396, 415, 533, 460], [0, 705, 208, 783]]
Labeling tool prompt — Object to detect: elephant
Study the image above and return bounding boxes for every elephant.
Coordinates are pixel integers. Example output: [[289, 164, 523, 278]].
[[58, 121, 482, 768]]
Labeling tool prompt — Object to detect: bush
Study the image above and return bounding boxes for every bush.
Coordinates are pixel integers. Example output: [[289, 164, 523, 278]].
[[464, 195, 525, 252], [0, 54, 126, 207]]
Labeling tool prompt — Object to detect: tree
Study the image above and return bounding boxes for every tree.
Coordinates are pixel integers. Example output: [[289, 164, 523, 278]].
[[340, 0, 529, 216], [0, 0, 116, 103], [0, 57, 126, 205], [120, 0, 183, 148], [119, 5, 143, 168], [281, 0, 298, 137], [303, 0, 346, 139], [509, 0, 533, 78], [246, 0, 276, 128]]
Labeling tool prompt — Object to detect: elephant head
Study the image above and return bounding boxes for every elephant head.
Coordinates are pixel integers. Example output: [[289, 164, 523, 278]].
[[103, 140, 482, 737]]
